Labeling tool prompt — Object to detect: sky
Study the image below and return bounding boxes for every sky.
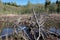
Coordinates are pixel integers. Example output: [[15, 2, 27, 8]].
[[1, 0, 57, 5]]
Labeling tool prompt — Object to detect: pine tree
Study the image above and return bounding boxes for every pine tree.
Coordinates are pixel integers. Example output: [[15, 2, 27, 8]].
[[0, 0, 2, 3], [56, 0, 60, 13], [45, 0, 50, 12]]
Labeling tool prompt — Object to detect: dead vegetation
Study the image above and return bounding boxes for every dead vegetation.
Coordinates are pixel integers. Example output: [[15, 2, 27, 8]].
[[0, 14, 60, 40]]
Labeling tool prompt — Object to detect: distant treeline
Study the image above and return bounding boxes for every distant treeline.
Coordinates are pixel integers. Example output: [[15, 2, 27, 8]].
[[45, 0, 60, 13], [0, 0, 60, 14], [3, 2, 20, 7]]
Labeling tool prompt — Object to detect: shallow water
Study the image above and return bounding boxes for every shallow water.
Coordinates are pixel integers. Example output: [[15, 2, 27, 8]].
[[49, 27, 60, 35], [0, 26, 28, 37], [0, 26, 60, 39]]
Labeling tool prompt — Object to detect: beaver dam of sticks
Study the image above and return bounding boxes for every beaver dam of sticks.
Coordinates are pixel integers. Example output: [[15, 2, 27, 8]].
[[0, 14, 60, 40]]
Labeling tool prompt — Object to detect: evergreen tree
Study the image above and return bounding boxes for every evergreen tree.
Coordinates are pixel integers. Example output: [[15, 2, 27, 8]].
[[56, 0, 60, 13], [45, 0, 50, 12], [0, 0, 2, 3]]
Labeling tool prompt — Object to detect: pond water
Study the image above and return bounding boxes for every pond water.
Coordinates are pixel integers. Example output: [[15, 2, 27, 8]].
[[0, 26, 60, 38], [0, 26, 29, 38], [49, 27, 60, 36], [1, 28, 13, 35]]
